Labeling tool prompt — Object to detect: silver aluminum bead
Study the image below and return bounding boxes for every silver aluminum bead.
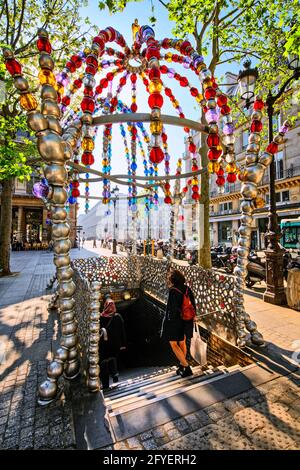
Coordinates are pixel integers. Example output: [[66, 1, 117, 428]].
[[225, 154, 235, 163], [48, 116, 62, 135], [273, 134, 284, 144], [251, 110, 262, 121], [67, 347, 78, 360], [39, 53, 54, 70], [81, 113, 93, 125], [251, 332, 265, 346], [244, 163, 265, 184], [59, 280, 76, 298], [41, 100, 61, 119], [237, 246, 249, 258], [89, 365, 100, 377], [222, 114, 233, 124], [87, 378, 100, 392], [53, 239, 72, 254], [37, 27, 48, 38], [40, 84, 57, 101], [52, 223, 70, 239], [60, 298, 75, 312], [249, 132, 261, 144], [14, 76, 29, 92], [259, 151, 273, 168], [27, 112, 48, 132], [61, 322, 77, 335], [3, 47, 14, 58], [223, 134, 235, 145], [240, 200, 254, 213], [241, 182, 258, 199], [245, 153, 258, 165], [240, 214, 253, 226], [148, 57, 159, 68], [50, 186, 68, 204], [61, 334, 77, 349], [54, 347, 69, 362], [52, 207, 67, 221], [64, 359, 80, 378], [234, 266, 247, 278], [44, 164, 67, 185], [207, 99, 216, 109], [237, 257, 249, 268], [54, 254, 71, 268], [238, 225, 252, 237], [47, 360, 64, 378], [208, 123, 218, 134], [238, 236, 251, 248], [150, 108, 161, 120], [83, 75, 96, 88], [246, 142, 260, 153], [38, 379, 57, 401], [37, 133, 65, 163], [245, 320, 257, 332]]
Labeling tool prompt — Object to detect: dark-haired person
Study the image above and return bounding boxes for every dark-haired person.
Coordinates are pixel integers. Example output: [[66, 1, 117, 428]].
[[161, 269, 196, 377], [99, 294, 126, 390]]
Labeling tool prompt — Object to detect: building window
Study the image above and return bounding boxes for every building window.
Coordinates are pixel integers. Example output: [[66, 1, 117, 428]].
[[218, 221, 232, 243], [219, 202, 233, 213], [282, 190, 289, 202], [242, 130, 249, 150], [275, 150, 284, 179]]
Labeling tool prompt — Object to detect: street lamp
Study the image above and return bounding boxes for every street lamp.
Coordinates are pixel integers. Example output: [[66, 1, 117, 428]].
[[111, 185, 119, 255], [237, 56, 300, 305]]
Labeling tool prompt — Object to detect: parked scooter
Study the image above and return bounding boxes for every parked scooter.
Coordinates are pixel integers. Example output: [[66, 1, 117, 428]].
[[245, 250, 291, 288]]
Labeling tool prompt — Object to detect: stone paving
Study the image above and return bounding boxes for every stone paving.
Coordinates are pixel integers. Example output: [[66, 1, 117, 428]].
[[0, 250, 300, 450]]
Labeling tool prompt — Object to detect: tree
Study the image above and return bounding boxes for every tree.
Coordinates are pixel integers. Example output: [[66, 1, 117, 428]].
[[99, 0, 299, 268], [0, 0, 95, 275]]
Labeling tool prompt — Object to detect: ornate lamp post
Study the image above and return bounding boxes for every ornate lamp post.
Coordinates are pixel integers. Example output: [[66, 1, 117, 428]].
[[111, 185, 119, 254], [238, 56, 300, 305]]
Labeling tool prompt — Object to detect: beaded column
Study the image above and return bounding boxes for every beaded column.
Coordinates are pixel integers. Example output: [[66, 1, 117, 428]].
[[87, 282, 101, 392]]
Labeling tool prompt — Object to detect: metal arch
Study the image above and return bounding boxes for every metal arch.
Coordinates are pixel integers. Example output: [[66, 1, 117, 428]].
[[92, 113, 209, 133]]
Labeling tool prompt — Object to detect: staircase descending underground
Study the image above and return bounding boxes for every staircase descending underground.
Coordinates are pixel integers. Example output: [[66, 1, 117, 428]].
[[103, 363, 248, 442]]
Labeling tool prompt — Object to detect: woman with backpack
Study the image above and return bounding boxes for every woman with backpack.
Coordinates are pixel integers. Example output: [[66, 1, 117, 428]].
[[161, 269, 196, 377]]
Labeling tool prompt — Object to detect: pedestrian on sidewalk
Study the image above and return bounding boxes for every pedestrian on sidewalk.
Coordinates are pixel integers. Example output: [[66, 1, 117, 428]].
[[161, 269, 195, 377], [93, 238, 97, 248], [99, 294, 126, 390]]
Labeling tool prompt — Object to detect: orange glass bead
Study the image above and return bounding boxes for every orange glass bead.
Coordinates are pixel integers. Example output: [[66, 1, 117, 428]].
[[19, 93, 38, 111], [38, 69, 56, 86], [149, 81, 162, 93], [82, 137, 95, 151], [150, 121, 163, 134]]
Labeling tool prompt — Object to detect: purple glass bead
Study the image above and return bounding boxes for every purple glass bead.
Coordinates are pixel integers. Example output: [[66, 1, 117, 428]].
[[32, 181, 49, 199], [205, 109, 219, 124], [101, 60, 110, 69], [183, 58, 191, 69], [193, 56, 204, 68], [164, 153, 170, 161], [131, 204, 137, 212], [279, 124, 289, 134], [78, 51, 85, 58], [223, 122, 235, 135], [167, 68, 175, 78]]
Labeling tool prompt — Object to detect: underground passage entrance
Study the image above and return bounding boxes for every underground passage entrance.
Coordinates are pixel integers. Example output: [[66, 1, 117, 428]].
[[104, 289, 254, 384]]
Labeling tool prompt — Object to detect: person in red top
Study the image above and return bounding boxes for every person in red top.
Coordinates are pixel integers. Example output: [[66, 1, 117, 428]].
[[161, 269, 196, 377]]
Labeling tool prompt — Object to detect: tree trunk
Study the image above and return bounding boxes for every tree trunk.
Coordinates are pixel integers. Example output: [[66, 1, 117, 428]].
[[198, 111, 212, 268], [0, 178, 13, 275]]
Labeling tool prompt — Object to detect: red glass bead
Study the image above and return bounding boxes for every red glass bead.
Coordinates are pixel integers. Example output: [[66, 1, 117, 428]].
[[216, 176, 225, 186], [190, 87, 198, 97], [184, 127, 190, 133], [162, 133, 168, 143], [72, 188, 80, 198], [160, 65, 168, 74], [192, 185, 199, 192], [220, 104, 231, 115], [149, 68, 161, 80], [148, 93, 163, 109], [107, 48, 114, 56], [130, 73, 137, 83], [208, 147, 222, 160], [164, 196, 172, 204], [227, 173, 237, 183], [182, 187, 188, 193], [99, 30, 109, 42], [189, 142, 196, 153], [179, 113, 185, 119], [83, 87, 93, 97], [162, 38, 170, 49], [131, 103, 137, 112], [217, 95, 227, 107], [81, 97, 95, 113], [74, 79, 82, 88], [250, 120, 263, 133], [100, 78, 108, 88], [57, 94, 61, 103], [164, 87, 172, 97], [120, 76, 127, 86], [146, 47, 160, 60], [81, 153, 94, 166], [131, 127, 137, 136], [180, 41, 191, 54], [191, 165, 198, 172], [217, 168, 224, 176], [111, 97, 118, 107], [71, 55, 82, 68], [86, 56, 98, 68], [95, 86, 103, 95], [5, 58, 22, 76], [180, 77, 188, 87], [164, 182, 170, 190], [72, 180, 80, 188], [192, 193, 200, 200], [86, 65, 97, 75], [204, 87, 216, 100], [106, 72, 114, 81], [62, 96, 70, 106], [150, 147, 164, 164], [37, 37, 52, 53], [207, 134, 220, 147], [253, 100, 264, 110], [106, 27, 116, 41], [66, 61, 76, 73], [104, 127, 111, 136], [266, 142, 279, 154], [93, 36, 105, 51]]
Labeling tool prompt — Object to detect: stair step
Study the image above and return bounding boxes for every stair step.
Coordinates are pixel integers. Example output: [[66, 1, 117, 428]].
[[104, 365, 203, 398], [107, 370, 231, 416], [105, 370, 213, 410]]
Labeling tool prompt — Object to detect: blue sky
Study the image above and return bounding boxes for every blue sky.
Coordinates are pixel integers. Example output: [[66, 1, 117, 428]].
[[77, 1, 240, 214]]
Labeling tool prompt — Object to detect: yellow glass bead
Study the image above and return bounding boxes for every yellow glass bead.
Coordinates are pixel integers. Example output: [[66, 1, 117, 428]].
[[69, 84, 76, 93], [145, 136, 150, 143], [226, 163, 236, 173], [19, 93, 38, 111], [79, 73, 84, 79], [108, 134, 112, 141], [178, 161, 182, 167], [207, 162, 214, 174], [203, 81, 213, 90], [84, 47, 91, 56], [196, 63, 206, 73], [149, 80, 162, 93], [192, 178, 198, 185], [38, 69, 56, 86], [102, 198, 108, 204], [173, 100, 179, 107], [102, 159, 108, 166], [55, 82, 64, 95], [132, 97, 136, 103], [195, 94, 204, 103], [125, 147, 129, 153], [150, 120, 163, 134], [82, 137, 94, 151], [165, 52, 172, 62], [254, 197, 265, 208], [175, 40, 183, 51]]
